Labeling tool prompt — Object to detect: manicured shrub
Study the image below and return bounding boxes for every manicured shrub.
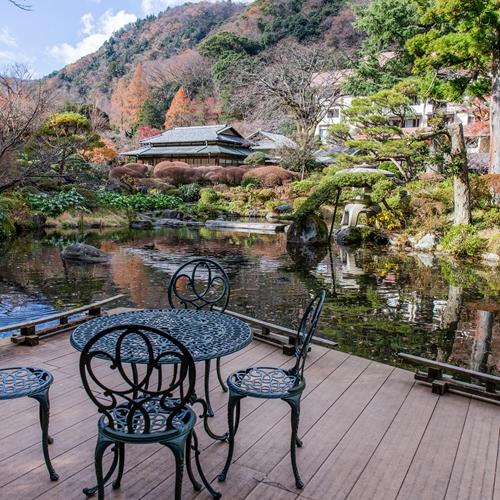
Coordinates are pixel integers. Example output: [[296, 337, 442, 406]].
[[241, 177, 259, 189], [200, 188, 220, 204], [178, 183, 201, 202], [242, 166, 298, 188], [109, 163, 148, 179], [243, 152, 266, 166], [441, 224, 486, 257]]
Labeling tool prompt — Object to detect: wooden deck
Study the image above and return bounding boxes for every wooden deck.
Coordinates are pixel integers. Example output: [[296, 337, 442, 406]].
[[1, 330, 499, 500]]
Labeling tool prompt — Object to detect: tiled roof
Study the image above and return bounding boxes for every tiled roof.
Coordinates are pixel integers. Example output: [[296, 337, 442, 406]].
[[121, 145, 251, 157], [140, 125, 245, 145], [246, 129, 297, 149]]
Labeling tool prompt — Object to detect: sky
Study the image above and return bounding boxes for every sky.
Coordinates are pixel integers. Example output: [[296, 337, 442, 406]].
[[1, 0, 197, 77]]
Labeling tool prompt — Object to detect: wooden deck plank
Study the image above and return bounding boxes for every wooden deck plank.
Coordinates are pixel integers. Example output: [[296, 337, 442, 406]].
[[299, 367, 412, 500], [395, 394, 471, 500], [265, 359, 391, 491], [445, 398, 500, 500], [235, 349, 351, 475], [1, 331, 499, 500], [345, 382, 439, 500]]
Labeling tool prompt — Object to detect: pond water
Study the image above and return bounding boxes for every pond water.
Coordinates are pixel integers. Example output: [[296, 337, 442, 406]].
[[1, 226, 500, 374]]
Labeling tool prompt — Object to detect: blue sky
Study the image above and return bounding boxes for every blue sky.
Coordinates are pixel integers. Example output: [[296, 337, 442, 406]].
[[1, 0, 192, 77]]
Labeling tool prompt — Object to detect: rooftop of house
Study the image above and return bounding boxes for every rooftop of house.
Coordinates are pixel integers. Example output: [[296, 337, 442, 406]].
[[140, 125, 246, 146]]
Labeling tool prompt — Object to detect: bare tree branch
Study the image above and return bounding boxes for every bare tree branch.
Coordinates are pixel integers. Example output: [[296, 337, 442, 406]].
[[8, 0, 32, 11]]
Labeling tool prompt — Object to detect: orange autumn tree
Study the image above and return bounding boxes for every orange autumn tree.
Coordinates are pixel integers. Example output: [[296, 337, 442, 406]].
[[110, 78, 128, 130], [83, 138, 118, 164], [164, 87, 192, 129], [124, 64, 149, 130]]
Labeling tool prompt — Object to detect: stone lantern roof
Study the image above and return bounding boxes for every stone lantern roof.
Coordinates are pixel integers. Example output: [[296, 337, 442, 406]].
[[335, 162, 395, 177]]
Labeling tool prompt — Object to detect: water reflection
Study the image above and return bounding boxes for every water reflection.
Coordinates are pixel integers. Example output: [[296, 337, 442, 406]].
[[1, 227, 500, 375]]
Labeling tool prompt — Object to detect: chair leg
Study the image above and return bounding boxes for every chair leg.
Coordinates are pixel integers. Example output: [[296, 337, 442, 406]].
[[190, 430, 222, 499], [216, 357, 228, 392], [84, 435, 117, 499], [218, 393, 245, 482], [284, 394, 304, 489], [163, 440, 186, 500], [112, 442, 125, 489], [29, 389, 58, 481], [204, 360, 214, 417], [185, 431, 202, 492]]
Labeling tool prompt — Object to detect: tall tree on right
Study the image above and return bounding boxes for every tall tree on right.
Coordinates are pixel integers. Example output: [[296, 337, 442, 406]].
[[406, 0, 500, 174]]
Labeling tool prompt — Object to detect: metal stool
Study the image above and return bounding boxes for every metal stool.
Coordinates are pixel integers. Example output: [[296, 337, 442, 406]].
[[0, 367, 58, 480]]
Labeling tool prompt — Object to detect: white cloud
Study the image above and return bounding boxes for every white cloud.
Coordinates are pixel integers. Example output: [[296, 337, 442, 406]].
[[47, 9, 137, 65], [0, 50, 34, 66], [142, 0, 182, 15], [0, 27, 17, 48]]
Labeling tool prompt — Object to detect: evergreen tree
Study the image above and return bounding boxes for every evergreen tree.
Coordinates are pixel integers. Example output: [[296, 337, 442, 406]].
[[406, 0, 500, 174]]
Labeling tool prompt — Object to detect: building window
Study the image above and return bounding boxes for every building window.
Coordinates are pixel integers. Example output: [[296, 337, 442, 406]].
[[404, 118, 421, 128], [326, 108, 340, 119], [319, 126, 329, 140]]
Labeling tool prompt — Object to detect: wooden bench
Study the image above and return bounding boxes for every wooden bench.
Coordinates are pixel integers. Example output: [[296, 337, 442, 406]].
[[398, 352, 500, 402], [1, 295, 125, 346], [218, 308, 338, 355]]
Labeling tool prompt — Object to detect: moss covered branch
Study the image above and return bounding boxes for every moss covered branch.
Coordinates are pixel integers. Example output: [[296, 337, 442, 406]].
[[290, 172, 393, 220]]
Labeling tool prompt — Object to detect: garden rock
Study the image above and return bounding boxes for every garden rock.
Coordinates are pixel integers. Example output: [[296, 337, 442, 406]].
[[333, 226, 362, 245], [246, 210, 259, 218], [29, 213, 46, 228], [266, 212, 279, 220], [276, 204, 293, 212], [287, 214, 329, 246], [157, 209, 184, 219], [60, 244, 115, 263], [130, 220, 153, 230], [414, 234, 438, 251]]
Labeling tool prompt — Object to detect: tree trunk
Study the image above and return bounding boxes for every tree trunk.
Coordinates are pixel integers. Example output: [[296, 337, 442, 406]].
[[438, 284, 464, 363], [449, 123, 471, 225], [470, 310, 493, 374], [426, 137, 443, 174], [489, 46, 500, 174]]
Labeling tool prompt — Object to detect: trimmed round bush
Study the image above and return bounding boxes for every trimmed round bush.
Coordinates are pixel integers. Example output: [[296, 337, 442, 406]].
[[109, 163, 148, 180], [154, 161, 193, 185], [242, 166, 298, 188], [244, 152, 266, 166]]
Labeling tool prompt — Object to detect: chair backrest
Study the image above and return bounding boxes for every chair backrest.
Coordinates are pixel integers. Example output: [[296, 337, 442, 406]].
[[168, 258, 230, 312], [293, 290, 326, 376], [79, 324, 196, 434]]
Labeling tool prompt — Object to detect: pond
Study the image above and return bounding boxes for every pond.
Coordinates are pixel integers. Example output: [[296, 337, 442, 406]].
[[1, 226, 500, 374]]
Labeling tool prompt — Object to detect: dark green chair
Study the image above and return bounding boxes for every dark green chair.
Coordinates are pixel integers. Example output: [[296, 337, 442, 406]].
[[168, 257, 231, 415], [0, 366, 58, 481], [79, 323, 221, 500], [218, 290, 326, 489]]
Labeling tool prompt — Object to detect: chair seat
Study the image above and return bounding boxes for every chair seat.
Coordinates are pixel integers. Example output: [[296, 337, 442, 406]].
[[227, 367, 299, 398], [0, 367, 52, 400], [100, 397, 196, 442]]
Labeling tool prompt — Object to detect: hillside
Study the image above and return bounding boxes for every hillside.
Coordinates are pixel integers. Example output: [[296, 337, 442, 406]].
[[48, 2, 242, 100], [47, 0, 359, 104]]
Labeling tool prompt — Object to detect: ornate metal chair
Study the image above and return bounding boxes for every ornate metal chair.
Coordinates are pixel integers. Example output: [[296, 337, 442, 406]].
[[0, 366, 58, 481], [168, 257, 231, 415], [218, 290, 326, 489], [79, 324, 221, 500]]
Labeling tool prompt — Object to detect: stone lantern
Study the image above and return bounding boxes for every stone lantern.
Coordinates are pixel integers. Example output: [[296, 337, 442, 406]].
[[333, 162, 395, 244], [335, 162, 395, 228]]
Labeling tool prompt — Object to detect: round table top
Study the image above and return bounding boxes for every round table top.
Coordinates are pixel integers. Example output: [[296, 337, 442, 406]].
[[70, 309, 253, 363]]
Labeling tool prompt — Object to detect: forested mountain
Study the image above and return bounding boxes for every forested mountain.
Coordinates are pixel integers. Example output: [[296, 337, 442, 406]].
[[47, 2, 243, 99], [47, 0, 359, 102]]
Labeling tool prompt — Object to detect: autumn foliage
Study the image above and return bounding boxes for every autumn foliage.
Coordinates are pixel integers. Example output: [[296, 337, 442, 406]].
[[164, 88, 191, 129]]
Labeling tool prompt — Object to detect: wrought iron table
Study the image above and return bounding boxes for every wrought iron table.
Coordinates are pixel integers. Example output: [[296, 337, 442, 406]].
[[70, 308, 253, 440]]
